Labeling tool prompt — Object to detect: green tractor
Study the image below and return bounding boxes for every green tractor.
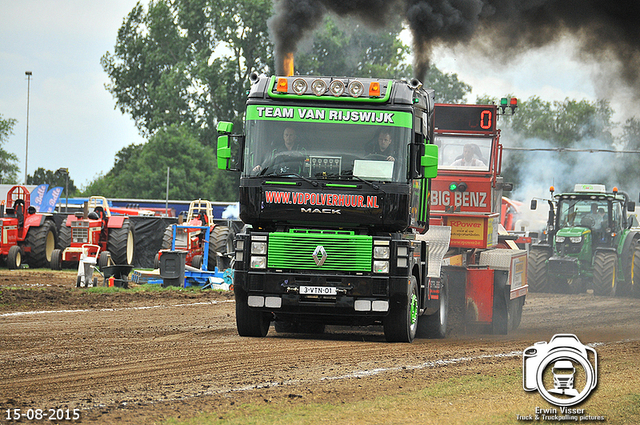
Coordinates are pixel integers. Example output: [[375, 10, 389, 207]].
[[528, 184, 640, 296]]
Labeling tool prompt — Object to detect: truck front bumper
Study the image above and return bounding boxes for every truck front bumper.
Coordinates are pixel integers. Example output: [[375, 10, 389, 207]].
[[234, 269, 409, 324]]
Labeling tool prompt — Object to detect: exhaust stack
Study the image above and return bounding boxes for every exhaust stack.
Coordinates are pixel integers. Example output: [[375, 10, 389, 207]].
[[283, 53, 294, 77]]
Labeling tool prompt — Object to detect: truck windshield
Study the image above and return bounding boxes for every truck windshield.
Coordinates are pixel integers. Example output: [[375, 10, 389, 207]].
[[436, 135, 492, 172], [244, 118, 411, 183]]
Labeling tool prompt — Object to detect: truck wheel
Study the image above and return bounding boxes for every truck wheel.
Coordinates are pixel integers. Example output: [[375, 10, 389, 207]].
[[416, 278, 448, 339], [235, 288, 270, 337], [50, 249, 62, 270], [107, 219, 135, 265], [58, 225, 71, 250], [7, 245, 22, 269], [632, 246, 640, 298], [527, 248, 550, 292], [592, 251, 617, 296], [25, 219, 57, 268], [209, 225, 231, 271], [492, 271, 509, 335], [509, 296, 525, 331], [383, 276, 418, 343]]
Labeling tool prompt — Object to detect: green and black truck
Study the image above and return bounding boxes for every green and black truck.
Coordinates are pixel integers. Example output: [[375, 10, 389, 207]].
[[216, 73, 442, 342]]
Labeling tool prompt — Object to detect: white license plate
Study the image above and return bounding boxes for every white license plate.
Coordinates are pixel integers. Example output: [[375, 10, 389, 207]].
[[299, 286, 337, 296]]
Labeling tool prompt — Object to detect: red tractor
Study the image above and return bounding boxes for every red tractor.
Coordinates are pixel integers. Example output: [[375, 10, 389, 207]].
[[51, 196, 135, 269], [0, 185, 57, 269], [155, 199, 232, 271]]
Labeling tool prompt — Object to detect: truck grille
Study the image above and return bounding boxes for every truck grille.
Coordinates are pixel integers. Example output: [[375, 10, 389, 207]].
[[267, 230, 372, 272]]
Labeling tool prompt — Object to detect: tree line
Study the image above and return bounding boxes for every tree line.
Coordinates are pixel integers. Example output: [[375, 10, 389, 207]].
[[1, 0, 639, 202]]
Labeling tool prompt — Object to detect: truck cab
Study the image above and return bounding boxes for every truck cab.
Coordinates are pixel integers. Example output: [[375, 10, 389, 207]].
[[217, 73, 439, 342]]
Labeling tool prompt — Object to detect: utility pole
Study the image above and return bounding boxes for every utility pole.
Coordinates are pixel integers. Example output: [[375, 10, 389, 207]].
[[24, 71, 32, 185]]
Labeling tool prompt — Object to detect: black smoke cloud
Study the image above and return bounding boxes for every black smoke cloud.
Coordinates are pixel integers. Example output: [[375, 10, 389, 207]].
[[269, 0, 640, 93]]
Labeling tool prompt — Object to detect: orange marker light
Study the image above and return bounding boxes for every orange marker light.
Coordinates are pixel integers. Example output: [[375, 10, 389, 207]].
[[613, 187, 618, 193], [369, 82, 380, 97], [277, 78, 288, 93], [510, 97, 518, 106]]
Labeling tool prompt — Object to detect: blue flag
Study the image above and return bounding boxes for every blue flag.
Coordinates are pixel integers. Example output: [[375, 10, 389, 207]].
[[30, 184, 49, 212], [40, 187, 64, 213]]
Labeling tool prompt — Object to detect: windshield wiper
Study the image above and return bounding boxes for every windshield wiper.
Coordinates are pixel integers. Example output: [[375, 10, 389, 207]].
[[261, 170, 318, 187]]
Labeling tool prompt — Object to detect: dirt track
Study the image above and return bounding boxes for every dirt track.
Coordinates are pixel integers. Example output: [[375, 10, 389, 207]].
[[1, 270, 639, 424]]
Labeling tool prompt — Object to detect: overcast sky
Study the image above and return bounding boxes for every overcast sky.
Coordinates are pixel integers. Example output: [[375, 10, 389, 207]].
[[1, 1, 613, 190]]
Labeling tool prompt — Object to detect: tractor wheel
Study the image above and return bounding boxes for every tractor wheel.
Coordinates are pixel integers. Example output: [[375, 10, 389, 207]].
[[384, 276, 418, 342], [235, 287, 270, 337], [161, 225, 173, 250], [632, 246, 640, 298], [416, 277, 449, 339], [107, 218, 135, 265], [50, 249, 62, 270], [592, 251, 617, 296], [25, 219, 57, 268], [192, 254, 203, 270], [620, 240, 639, 297], [209, 225, 232, 271], [527, 248, 550, 292], [7, 245, 22, 269], [57, 225, 71, 250], [98, 251, 111, 269]]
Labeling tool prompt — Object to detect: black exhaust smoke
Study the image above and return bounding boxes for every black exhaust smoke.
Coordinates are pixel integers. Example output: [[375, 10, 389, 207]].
[[270, 0, 640, 96]]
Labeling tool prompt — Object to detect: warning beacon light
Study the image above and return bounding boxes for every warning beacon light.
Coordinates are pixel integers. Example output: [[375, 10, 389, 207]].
[[499, 97, 518, 115]]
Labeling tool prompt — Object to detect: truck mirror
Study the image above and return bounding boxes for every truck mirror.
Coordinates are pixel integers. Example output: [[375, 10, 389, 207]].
[[420, 144, 438, 179], [217, 134, 244, 171], [217, 121, 234, 133], [502, 182, 513, 192], [530, 199, 538, 210], [628, 201, 636, 212], [217, 135, 231, 170]]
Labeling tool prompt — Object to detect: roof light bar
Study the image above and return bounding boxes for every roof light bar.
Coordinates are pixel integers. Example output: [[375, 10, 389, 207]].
[[311, 79, 327, 96], [348, 81, 364, 98], [329, 80, 345, 97], [292, 78, 307, 95]]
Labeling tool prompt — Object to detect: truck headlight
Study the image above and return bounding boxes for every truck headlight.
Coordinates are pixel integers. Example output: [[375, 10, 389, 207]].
[[251, 241, 267, 255], [251, 256, 266, 269], [556, 236, 565, 243], [373, 246, 390, 259], [373, 260, 389, 274], [569, 236, 582, 243]]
